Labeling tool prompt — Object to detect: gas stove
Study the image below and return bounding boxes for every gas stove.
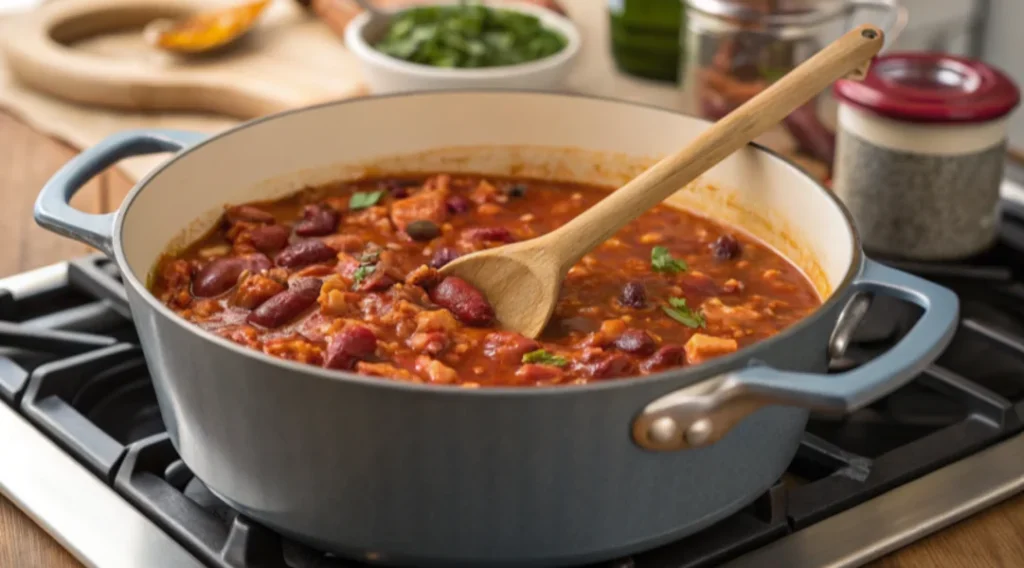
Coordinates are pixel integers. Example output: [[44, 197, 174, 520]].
[[5, 206, 1024, 568]]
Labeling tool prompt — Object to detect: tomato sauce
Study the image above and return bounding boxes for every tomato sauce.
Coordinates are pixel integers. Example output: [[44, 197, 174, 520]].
[[150, 174, 821, 386]]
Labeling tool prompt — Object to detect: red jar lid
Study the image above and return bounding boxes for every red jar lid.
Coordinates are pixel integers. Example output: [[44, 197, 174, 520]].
[[833, 53, 1020, 124]]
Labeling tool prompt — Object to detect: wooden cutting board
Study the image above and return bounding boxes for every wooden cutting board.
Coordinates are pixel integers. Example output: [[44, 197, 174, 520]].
[[0, 0, 371, 119]]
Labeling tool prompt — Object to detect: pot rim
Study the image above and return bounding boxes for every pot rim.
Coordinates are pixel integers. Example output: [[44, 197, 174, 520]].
[[111, 90, 864, 397]]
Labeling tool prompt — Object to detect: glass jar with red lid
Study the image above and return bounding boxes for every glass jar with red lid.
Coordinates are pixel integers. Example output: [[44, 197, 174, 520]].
[[833, 53, 1020, 260]]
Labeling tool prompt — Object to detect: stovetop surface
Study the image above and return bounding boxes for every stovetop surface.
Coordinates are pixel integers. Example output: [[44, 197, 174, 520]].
[[5, 205, 1024, 568]]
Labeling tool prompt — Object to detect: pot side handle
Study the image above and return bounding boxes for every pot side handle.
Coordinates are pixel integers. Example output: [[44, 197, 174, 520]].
[[633, 259, 959, 452], [34, 129, 206, 256]]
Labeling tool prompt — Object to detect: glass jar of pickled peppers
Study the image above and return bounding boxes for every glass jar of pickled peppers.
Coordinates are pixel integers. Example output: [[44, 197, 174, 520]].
[[608, 0, 684, 83]]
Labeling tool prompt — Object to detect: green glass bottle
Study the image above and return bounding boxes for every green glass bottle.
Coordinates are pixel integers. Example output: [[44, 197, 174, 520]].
[[608, 0, 684, 83]]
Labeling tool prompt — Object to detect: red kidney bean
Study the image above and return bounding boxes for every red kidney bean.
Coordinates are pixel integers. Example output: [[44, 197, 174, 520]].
[[248, 224, 291, 253], [484, 331, 540, 364], [429, 247, 460, 269], [377, 180, 406, 199], [294, 205, 339, 237], [192, 254, 271, 297], [428, 276, 494, 326], [324, 325, 378, 370], [640, 345, 686, 373], [619, 281, 646, 308], [225, 205, 274, 224], [583, 354, 636, 380], [446, 196, 470, 214], [357, 270, 396, 292], [462, 227, 515, 243], [613, 330, 656, 355], [710, 235, 741, 260], [276, 240, 337, 268], [246, 278, 322, 328]]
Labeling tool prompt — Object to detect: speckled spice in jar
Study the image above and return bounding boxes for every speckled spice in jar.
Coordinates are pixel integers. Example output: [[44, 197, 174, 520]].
[[833, 53, 1021, 261]]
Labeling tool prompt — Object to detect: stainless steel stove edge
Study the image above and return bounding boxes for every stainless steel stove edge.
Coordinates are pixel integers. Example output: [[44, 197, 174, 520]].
[[724, 432, 1024, 568], [0, 396, 205, 568], [0, 261, 205, 568]]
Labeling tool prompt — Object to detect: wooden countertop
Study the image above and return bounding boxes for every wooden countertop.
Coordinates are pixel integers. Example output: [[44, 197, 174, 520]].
[[2, 110, 1024, 568]]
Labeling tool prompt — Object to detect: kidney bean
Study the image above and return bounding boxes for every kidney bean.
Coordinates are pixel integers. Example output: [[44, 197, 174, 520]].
[[583, 354, 636, 380], [294, 205, 339, 237], [192, 254, 271, 297], [225, 205, 274, 224], [428, 276, 494, 326], [382, 179, 414, 199], [429, 247, 460, 269], [276, 240, 337, 268], [504, 183, 527, 198], [484, 331, 540, 364], [710, 235, 741, 260], [640, 345, 686, 373], [246, 278, 322, 328], [248, 224, 291, 253], [405, 219, 441, 241], [462, 227, 515, 243], [445, 196, 470, 214], [613, 330, 656, 355], [619, 281, 646, 308], [324, 325, 378, 370]]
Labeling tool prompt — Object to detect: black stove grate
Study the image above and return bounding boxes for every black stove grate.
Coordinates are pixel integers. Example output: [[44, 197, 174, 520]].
[[6, 204, 1024, 566]]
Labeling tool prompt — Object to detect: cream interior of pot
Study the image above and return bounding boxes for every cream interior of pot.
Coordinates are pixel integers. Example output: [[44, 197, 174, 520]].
[[118, 92, 856, 300]]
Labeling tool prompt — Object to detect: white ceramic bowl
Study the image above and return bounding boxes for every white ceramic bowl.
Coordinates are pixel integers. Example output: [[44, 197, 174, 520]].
[[344, 2, 581, 94]]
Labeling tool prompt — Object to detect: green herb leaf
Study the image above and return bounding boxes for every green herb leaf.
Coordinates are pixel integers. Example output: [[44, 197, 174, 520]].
[[662, 297, 706, 329], [651, 246, 688, 274], [349, 190, 384, 210], [359, 249, 381, 265], [372, 3, 567, 69], [522, 349, 568, 367], [352, 264, 376, 287]]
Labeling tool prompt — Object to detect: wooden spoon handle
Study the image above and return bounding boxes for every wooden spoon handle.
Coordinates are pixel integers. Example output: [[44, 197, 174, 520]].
[[545, 24, 885, 269]]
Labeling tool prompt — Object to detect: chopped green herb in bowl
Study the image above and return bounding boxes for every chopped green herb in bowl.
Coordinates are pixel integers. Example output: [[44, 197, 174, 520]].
[[373, 4, 568, 69], [344, 1, 580, 93]]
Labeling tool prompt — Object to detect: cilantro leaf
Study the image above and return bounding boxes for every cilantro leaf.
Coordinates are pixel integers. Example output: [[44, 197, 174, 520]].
[[662, 297, 706, 328], [352, 264, 376, 288], [349, 190, 384, 210], [651, 246, 688, 274], [522, 349, 568, 367]]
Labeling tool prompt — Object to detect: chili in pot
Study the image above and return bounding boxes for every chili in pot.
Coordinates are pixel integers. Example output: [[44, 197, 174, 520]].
[[151, 173, 821, 386]]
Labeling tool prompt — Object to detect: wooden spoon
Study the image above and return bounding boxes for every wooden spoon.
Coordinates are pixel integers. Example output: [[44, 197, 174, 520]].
[[439, 24, 885, 339], [144, 0, 272, 54]]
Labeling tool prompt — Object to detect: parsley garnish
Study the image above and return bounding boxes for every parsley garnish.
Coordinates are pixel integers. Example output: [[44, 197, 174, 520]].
[[352, 264, 376, 287], [522, 349, 568, 367], [662, 297, 706, 329], [352, 247, 381, 289], [651, 246, 688, 274], [349, 190, 384, 210], [359, 249, 381, 264]]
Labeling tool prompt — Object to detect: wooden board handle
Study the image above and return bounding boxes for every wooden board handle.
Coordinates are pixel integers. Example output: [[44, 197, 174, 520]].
[[544, 25, 886, 269], [1, 0, 362, 119]]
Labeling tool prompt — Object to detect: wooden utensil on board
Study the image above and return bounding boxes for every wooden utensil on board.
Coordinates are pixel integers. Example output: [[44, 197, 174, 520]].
[[1, 0, 368, 119], [144, 0, 273, 54], [440, 25, 885, 339]]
